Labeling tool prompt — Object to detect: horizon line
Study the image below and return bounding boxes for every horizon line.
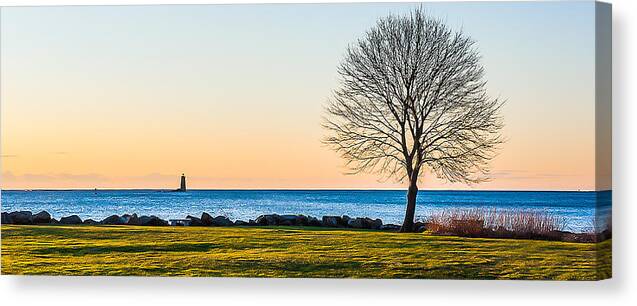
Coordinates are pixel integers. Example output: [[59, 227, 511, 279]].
[[0, 188, 611, 193]]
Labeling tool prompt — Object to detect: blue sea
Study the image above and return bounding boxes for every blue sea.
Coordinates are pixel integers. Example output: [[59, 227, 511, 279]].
[[0, 190, 611, 233]]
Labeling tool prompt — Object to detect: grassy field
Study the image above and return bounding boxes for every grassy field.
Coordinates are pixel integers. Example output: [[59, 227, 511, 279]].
[[1, 225, 611, 280]]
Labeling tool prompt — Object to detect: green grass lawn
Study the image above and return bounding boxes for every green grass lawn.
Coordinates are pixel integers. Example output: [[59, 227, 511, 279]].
[[0, 225, 611, 280]]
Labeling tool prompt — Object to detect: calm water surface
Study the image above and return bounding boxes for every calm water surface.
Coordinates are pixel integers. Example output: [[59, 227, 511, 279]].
[[1, 190, 611, 233]]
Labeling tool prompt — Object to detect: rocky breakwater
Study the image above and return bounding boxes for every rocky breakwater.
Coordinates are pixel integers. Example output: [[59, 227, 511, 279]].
[[1, 210, 410, 232], [2, 211, 169, 227], [1, 210, 610, 242]]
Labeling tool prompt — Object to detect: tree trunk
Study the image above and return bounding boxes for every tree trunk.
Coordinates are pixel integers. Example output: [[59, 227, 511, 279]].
[[399, 178, 418, 232]]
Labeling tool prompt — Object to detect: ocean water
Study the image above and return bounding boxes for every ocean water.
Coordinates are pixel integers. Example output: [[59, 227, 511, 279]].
[[0, 190, 611, 233]]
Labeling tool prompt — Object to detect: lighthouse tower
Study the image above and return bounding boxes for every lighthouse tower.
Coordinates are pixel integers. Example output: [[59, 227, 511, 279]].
[[179, 173, 187, 191]]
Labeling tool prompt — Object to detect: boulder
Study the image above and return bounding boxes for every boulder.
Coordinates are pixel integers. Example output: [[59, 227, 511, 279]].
[[339, 215, 351, 227], [2, 212, 12, 224], [346, 217, 383, 230], [201, 212, 213, 226], [212, 216, 233, 226], [139, 215, 151, 225], [151, 217, 168, 226], [322, 216, 341, 227], [186, 215, 203, 226], [413, 222, 426, 233], [60, 215, 82, 224], [255, 214, 279, 226], [234, 220, 249, 226], [277, 214, 309, 226], [255, 215, 268, 225], [307, 216, 322, 227], [279, 215, 297, 226], [269, 214, 281, 225], [9, 211, 33, 225], [83, 219, 99, 225], [380, 224, 401, 231], [363, 217, 373, 228], [32, 211, 52, 224], [255, 215, 266, 225], [348, 217, 366, 229], [101, 214, 124, 225], [139, 215, 168, 226], [370, 218, 383, 230], [122, 213, 140, 225], [293, 215, 308, 226]]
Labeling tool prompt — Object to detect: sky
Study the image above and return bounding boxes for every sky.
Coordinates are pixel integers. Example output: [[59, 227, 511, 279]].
[[0, 1, 609, 190]]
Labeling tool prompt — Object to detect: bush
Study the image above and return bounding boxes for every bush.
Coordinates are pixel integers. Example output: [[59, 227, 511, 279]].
[[424, 208, 567, 240]]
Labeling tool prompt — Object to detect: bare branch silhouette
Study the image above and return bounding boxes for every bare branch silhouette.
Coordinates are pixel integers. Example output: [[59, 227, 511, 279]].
[[323, 8, 505, 232]]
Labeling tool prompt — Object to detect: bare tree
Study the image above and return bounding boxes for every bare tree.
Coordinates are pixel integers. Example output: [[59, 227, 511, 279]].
[[323, 8, 505, 232]]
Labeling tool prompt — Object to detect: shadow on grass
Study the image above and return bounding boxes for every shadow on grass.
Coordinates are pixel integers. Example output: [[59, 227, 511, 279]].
[[32, 242, 223, 255]]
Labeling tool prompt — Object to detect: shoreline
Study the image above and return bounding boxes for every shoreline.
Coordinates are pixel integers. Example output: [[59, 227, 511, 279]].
[[2, 210, 611, 243]]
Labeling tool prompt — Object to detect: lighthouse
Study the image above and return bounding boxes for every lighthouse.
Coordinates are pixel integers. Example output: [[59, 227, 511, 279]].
[[179, 173, 187, 191]]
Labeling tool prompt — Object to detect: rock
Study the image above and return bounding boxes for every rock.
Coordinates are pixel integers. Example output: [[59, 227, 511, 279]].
[[380, 224, 401, 231], [255, 214, 279, 226], [101, 214, 124, 225], [348, 217, 366, 229], [9, 211, 33, 225], [139, 215, 168, 226], [347, 217, 383, 230], [294, 215, 308, 226], [340, 215, 351, 227], [255, 215, 267, 225], [413, 222, 426, 233], [152, 217, 168, 226], [370, 218, 383, 230], [307, 216, 322, 227], [234, 220, 249, 226], [322, 216, 341, 227], [269, 215, 281, 225], [201, 212, 213, 226], [212, 216, 233, 226], [122, 213, 140, 225], [139, 215, 151, 225], [32, 211, 52, 224], [279, 215, 297, 226], [363, 217, 373, 228], [186, 215, 203, 226], [129, 214, 141, 225], [60, 215, 82, 224], [2, 212, 12, 224], [83, 219, 99, 225]]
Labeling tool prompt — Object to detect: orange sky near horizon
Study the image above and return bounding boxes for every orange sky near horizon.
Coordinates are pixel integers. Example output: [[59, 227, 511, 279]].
[[0, 3, 610, 191]]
